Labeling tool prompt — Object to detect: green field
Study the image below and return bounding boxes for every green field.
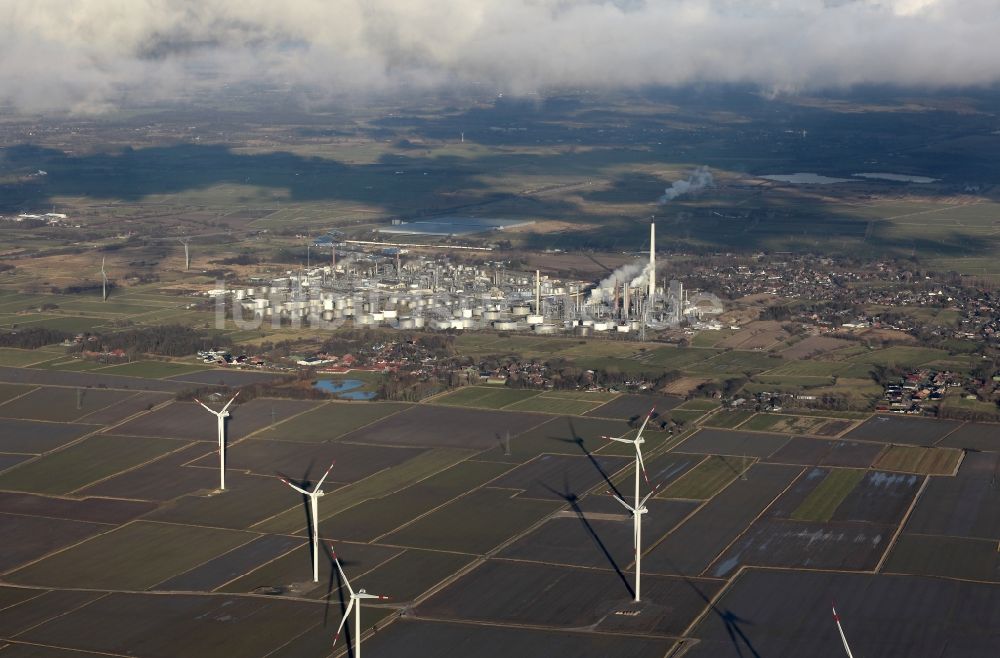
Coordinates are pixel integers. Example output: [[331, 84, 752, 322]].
[[381, 487, 561, 554], [659, 455, 752, 500], [686, 350, 784, 376], [791, 469, 866, 522], [254, 401, 411, 443], [8, 521, 255, 589], [740, 413, 830, 435], [703, 410, 756, 429], [95, 361, 210, 379], [430, 386, 540, 409], [504, 395, 604, 416], [874, 445, 962, 475], [0, 348, 53, 367], [0, 435, 184, 495], [254, 448, 488, 534]]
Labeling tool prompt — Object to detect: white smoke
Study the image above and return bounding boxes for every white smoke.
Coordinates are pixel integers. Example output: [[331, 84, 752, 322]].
[[589, 261, 652, 304], [658, 166, 715, 204]]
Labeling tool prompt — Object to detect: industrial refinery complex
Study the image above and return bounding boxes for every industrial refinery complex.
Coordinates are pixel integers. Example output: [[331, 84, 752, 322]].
[[220, 223, 725, 334]]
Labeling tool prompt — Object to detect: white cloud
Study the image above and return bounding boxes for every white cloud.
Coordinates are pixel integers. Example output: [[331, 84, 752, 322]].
[[1, 0, 997, 113]]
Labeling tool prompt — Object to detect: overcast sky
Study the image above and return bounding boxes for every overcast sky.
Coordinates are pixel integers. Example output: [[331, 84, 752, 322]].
[[2, 0, 998, 113]]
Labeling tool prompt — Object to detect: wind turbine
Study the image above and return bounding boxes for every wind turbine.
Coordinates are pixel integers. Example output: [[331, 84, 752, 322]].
[[281, 461, 335, 583], [331, 543, 389, 658], [179, 237, 191, 271], [101, 257, 108, 301], [193, 392, 239, 491], [604, 407, 656, 602], [832, 602, 855, 658]]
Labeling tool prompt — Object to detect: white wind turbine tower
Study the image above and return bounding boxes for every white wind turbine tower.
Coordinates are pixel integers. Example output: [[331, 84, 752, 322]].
[[331, 543, 389, 658], [281, 461, 335, 583], [101, 257, 108, 301], [194, 391, 239, 491], [605, 407, 656, 602], [832, 603, 855, 658]]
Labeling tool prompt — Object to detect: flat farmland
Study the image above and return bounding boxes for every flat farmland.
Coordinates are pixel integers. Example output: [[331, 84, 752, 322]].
[[0, 491, 154, 524], [191, 438, 424, 484], [488, 414, 631, 463], [0, 589, 107, 638], [153, 534, 303, 591], [144, 473, 308, 530], [429, 386, 540, 409], [341, 405, 546, 450], [380, 487, 561, 554], [0, 454, 31, 472], [937, 422, 1000, 451], [362, 618, 675, 658], [255, 401, 411, 443], [112, 398, 321, 441], [165, 369, 285, 386], [703, 409, 755, 429], [75, 391, 172, 424], [676, 428, 791, 458], [216, 541, 402, 599], [684, 569, 1000, 657], [488, 453, 631, 500], [873, 445, 962, 475], [15, 591, 348, 658], [7, 521, 255, 590], [504, 394, 605, 416], [843, 415, 962, 446], [643, 463, 803, 576], [780, 335, 855, 359], [831, 471, 923, 525], [78, 443, 218, 501], [0, 365, 188, 392], [0, 386, 133, 422], [0, 418, 95, 454], [659, 455, 753, 500], [884, 534, 1000, 582], [343, 548, 476, 604], [903, 452, 1000, 540], [739, 413, 830, 435], [583, 393, 683, 420], [789, 469, 866, 522], [254, 448, 484, 533], [684, 350, 783, 376], [0, 435, 183, 495], [94, 361, 209, 379], [0, 348, 50, 367], [707, 518, 892, 577], [417, 558, 724, 637], [0, 382, 34, 404], [314, 460, 515, 541], [767, 437, 884, 468], [640, 346, 722, 369], [0, 513, 110, 572], [499, 497, 699, 569]]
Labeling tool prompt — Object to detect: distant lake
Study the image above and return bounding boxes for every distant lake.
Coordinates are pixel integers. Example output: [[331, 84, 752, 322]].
[[313, 379, 376, 400], [760, 173, 850, 184], [381, 216, 533, 236], [853, 172, 939, 183]]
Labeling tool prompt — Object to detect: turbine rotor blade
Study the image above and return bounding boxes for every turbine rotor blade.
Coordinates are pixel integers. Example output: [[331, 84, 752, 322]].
[[607, 491, 636, 513], [330, 544, 354, 596], [193, 398, 215, 414], [221, 391, 240, 413], [279, 478, 308, 495], [331, 599, 355, 648], [832, 602, 855, 658], [315, 461, 336, 491], [636, 445, 651, 486], [635, 407, 655, 439]]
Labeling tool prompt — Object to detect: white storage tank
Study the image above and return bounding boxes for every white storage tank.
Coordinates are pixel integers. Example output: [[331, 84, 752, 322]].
[[484, 311, 501, 321], [593, 322, 610, 332], [397, 317, 415, 329], [413, 317, 425, 328], [534, 324, 556, 335], [383, 309, 398, 320], [512, 305, 530, 316], [493, 321, 519, 331], [526, 314, 544, 325]]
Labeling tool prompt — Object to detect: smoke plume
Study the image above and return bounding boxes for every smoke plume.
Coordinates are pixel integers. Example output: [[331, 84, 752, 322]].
[[658, 166, 715, 204]]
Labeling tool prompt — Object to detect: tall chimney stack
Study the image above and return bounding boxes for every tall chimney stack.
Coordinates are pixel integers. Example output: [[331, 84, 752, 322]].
[[535, 269, 541, 314], [649, 222, 656, 302]]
